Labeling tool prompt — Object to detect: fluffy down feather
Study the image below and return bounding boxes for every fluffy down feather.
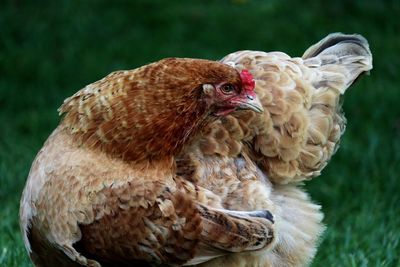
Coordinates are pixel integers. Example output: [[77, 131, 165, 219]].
[[176, 151, 325, 267]]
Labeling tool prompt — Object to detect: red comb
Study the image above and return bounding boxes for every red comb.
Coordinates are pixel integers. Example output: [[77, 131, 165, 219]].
[[240, 70, 255, 93]]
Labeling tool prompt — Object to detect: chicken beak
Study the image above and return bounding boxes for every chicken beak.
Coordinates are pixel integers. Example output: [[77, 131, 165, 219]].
[[237, 94, 264, 113]]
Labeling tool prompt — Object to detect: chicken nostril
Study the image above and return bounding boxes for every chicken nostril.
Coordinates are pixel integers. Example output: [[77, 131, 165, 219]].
[[247, 95, 254, 100]]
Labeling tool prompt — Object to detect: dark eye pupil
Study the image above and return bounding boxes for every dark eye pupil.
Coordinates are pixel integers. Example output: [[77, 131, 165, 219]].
[[222, 84, 234, 93]]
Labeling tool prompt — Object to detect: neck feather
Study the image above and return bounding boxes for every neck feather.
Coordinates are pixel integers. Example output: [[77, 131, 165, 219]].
[[59, 79, 210, 162]]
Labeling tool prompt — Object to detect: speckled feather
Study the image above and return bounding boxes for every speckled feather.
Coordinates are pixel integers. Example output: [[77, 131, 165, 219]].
[[176, 33, 372, 267], [20, 58, 275, 267], [58, 58, 243, 162], [196, 33, 373, 184], [21, 130, 275, 266]]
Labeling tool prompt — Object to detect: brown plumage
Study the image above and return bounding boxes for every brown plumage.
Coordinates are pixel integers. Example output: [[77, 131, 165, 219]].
[[20, 58, 273, 267], [20, 33, 372, 267], [58, 58, 258, 162]]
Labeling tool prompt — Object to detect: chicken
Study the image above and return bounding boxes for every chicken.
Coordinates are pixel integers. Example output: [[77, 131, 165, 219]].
[[20, 58, 275, 267], [20, 33, 373, 267], [175, 33, 372, 266]]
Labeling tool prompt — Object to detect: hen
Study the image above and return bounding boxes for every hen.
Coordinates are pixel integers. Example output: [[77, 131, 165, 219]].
[[20, 58, 274, 267], [20, 33, 373, 267], [176, 33, 372, 266]]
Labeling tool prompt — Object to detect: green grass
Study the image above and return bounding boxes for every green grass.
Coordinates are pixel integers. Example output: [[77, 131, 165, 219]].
[[1, 0, 399, 266]]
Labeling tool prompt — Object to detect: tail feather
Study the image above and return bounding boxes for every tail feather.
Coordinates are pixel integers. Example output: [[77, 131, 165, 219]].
[[302, 33, 371, 58], [302, 33, 373, 91]]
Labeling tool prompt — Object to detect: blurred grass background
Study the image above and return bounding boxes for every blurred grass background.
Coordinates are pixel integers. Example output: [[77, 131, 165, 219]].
[[1, 0, 399, 266]]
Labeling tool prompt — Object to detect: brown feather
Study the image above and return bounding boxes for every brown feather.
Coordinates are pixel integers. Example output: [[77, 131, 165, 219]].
[[58, 58, 241, 162], [20, 57, 274, 267]]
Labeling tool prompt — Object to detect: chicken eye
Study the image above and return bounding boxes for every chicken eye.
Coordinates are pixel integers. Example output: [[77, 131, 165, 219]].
[[220, 84, 236, 94]]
